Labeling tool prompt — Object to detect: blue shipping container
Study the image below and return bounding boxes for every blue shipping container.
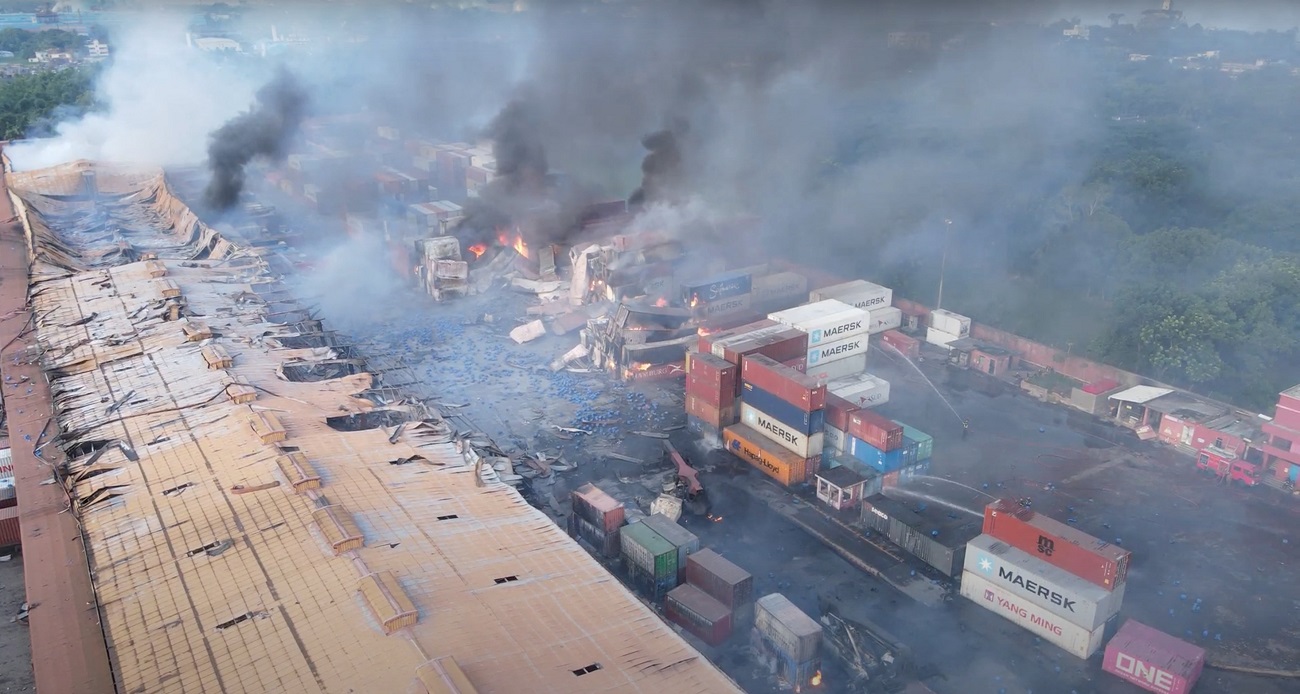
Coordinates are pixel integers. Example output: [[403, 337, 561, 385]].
[[682, 271, 753, 306], [686, 415, 724, 449], [750, 630, 822, 688], [740, 382, 826, 435], [893, 421, 934, 461], [848, 436, 907, 473]]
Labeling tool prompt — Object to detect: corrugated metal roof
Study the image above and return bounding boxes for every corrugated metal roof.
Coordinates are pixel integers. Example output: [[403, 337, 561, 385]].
[[1108, 385, 1174, 404], [10, 163, 743, 694]]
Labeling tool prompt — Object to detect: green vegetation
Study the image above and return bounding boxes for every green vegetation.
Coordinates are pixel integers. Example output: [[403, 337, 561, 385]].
[[0, 66, 96, 139], [0, 28, 83, 60]]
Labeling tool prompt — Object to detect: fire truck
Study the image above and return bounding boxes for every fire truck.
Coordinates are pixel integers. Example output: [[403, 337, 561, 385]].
[[1195, 446, 1264, 486]]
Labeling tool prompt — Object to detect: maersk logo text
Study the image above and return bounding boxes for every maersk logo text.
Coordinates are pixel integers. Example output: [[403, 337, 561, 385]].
[[996, 567, 1078, 612], [809, 339, 862, 364]]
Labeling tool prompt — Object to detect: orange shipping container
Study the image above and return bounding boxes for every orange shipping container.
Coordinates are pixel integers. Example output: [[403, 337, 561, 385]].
[[687, 395, 738, 428], [723, 424, 815, 486]]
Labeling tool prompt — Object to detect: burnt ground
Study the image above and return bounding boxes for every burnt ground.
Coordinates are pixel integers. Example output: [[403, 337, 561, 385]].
[[0, 554, 33, 693]]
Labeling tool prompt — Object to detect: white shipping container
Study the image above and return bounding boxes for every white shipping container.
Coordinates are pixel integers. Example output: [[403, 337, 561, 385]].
[[823, 424, 847, 453], [930, 309, 972, 337], [867, 306, 903, 334], [769, 300, 870, 345], [804, 352, 867, 383], [827, 373, 890, 408], [708, 324, 791, 359], [699, 293, 752, 318], [926, 327, 958, 350], [960, 570, 1106, 659], [965, 534, 1125, 632], [806, 334, 868, 367], [809, 280, 893, 311], [752, 272, 809, 305], [740, 402, 824, 458]]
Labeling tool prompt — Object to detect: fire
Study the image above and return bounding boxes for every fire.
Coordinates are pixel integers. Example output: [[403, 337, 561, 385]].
[[512, 234, 530, 258], [634, 363, 652, 371], [811, 671, 822, 686], [496, 229, 510, 246], [653, 297, 669, 308], [468, 243, 488, 258], [689, 296, 700, 308]]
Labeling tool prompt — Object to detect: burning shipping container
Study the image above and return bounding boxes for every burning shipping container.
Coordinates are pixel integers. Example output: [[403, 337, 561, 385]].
[[752, 593, 822, 687], [682, 270, 753, 307], [1103, 620, 1206, 694], [665, 584, 734, 647], [959, 569, 1107, 659], [983, 498, 1131, 591]]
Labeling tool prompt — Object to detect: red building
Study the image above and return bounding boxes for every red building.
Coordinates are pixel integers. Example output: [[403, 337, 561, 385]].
[[1261, 385, 1300, 486]]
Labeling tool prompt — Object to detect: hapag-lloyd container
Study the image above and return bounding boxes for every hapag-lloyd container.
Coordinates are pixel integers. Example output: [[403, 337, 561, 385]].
[[1103, 620, 1206, 694], [741, 402, 825, 458], [848, 409, 904, 452], [867, 306, 903, 334], [804, 352, 867, 383], [983, 498, 1131, 591], [809, 280, 893, 311], [769, 300, 870, 345], [807, 334, 868, 366], [959, 570, 1106, 659], [723, 424, 818, 486], [829, 372, 890, 408], [964, 534, 1126, 631], [740, 382, 826, 435], [741, 354, 828, 412]]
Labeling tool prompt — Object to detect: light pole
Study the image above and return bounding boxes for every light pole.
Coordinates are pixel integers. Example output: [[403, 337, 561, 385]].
[[936, 219, 953, 310]]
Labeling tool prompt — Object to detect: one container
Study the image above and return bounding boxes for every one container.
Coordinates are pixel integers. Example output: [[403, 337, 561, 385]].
[[665, 584, 734, 647], [740, 382, 826, 435], [782, 356, 807, 372], [699, 319, 781, 357], [983, 498, 1131, 591], [867, 306, 903, 334], [752, 272, 809, 307], [685, 549, 755, 616], [641, 513, 701, 582], [808, 279, 892, 311], [848, 410, 904, 452], [964, 534, 1126, 631], [823, 424, 847, 453], [824, 394, 860, 433], [620, 521, 679, 581], [685, 394, 738, 428], [893, 421, 933, 461], [960, 570, 1106, 659], [754, 593, 822, 663], [751, 629, 821, 689], [929, 308, 972, 337], [804, 352, 867, 383], [696, 292, 753, 319], [682, 270, 753, 306], [723, 424, 817, 486], [861, 495, 975, 577], [741, 354, 828, 412], [741, 402, 825, 458], [769, 300, 870, 345], [572, 483, 626, 534], [829, 373, 891, 408], [806, 334, 868, 367], [1103, 620, 1206, 694], [880, 330, 920, 359]]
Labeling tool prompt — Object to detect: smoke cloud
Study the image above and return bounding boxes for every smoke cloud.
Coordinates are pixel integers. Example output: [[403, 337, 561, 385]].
[[629, 122, 687, 208], [203, 69, 308, 211]]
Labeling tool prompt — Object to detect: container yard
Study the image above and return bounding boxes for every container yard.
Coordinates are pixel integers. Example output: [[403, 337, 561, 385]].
[[861, 495, 981, 578]]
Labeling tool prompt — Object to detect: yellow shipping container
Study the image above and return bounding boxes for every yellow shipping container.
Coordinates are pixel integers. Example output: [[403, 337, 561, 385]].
[[723, 424, 815, 486]]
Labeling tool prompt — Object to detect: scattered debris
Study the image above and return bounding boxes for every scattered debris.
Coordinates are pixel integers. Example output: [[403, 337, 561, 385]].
[[550, 344, 590, 372], [607, 453, 644, 464], [509, 319, 548, 344], [552, 425, 593, 435], [633, 430, 669, 440]]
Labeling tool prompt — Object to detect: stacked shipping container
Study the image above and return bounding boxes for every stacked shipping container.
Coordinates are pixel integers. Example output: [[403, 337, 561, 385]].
[[861, 495, 978, 577], [982, 498, 1131, 590], [641, 513, 700, 582], [569, 484, 625, 557], [620, 521, 679, 601], [728, 354, 827, 485], [752, 594, 823, 689], [663, 548, 756, 648]]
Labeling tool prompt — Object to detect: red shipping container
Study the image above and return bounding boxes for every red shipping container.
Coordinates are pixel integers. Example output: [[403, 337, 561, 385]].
[[782, 356, 807, 373], [983, 498, 1131, 591], [1103, 620, 1205, 694], [686, 395, 738, 428], [824, 394, 860, 432], [687, 352, 738, 388], [697, 319, 779, 357], [572, 484, 626, 534], [848, 409, 904, 452], [880, 330, 920, 359], [687, 374, 736, 409], [685, 549, 754, 612], [741, 354, 827, 412], [724, 329, 808, 366], [665, 584, 733, 647], [0, 506, 18, 549]]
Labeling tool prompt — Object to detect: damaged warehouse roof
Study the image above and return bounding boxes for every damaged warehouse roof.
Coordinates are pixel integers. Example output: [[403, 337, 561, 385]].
[[3, 160, 743, 694]]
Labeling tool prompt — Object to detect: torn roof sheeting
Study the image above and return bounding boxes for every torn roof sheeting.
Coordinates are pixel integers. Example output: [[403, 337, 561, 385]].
[[9, 162, 742, 694]]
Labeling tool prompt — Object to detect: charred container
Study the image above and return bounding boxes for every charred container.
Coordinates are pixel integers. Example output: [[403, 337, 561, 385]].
[[752, 593, 822, 687], [571, 483, 626, 534], [665, 584, 734, 647], [983, 498, 1131, 591], [861, 495, 980, 577], [685, 549, 755, 623]]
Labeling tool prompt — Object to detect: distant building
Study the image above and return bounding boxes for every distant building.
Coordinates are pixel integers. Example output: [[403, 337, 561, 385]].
[[30, 50, 73, 64], [1261, 385, 1300, 487], [1063, 24, 1090, 39], [1221, 60, 1265, 74], [86, 39, 109, 60], [187, 34, 243, 52]]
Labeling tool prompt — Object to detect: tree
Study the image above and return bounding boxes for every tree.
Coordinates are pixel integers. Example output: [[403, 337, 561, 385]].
[[0, 67, 97, 140], [1137, 306, 1230, 384]]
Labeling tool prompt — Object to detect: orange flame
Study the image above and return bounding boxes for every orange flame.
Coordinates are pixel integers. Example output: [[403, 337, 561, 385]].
[[496, 228, 510, 246], [468, 243, 488, 258], [654, 297, 669, 308], [513, 234, 530, 259], [634, 363, 652, 371], [811, 671, 822, 687], [689, 296, 700, 308]]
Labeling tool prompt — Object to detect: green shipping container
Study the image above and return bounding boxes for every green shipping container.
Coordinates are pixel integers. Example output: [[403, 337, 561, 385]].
[[620, 521, 679, 580], [894, 421, 933, 462]]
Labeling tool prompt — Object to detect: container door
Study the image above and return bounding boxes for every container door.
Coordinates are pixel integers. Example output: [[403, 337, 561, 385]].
[[1290, 465, 1299, 483], [987, 360, 996, 375], [1180, 425, 1194, 446]]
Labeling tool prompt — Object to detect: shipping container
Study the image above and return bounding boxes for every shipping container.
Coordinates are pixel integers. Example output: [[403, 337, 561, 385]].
[[807, 334, 868, 367], [782, 356, 807, 372], [983, 498, 1131, 591], [741, 402, 825, 458], [849, 437, 906, 472], [686, 351, 737, 386], [803, 352, 867, 383], [959, 570, 1106, 659], [751, 629, 821, 689], [686, 549, 754, 615], [964, 534, 1125, 631], [723, 329, 809, 369], [567, 512, 620, 558], [769, 300, 871, 345], [861, 495, 977, 576], [742, 354, 828, 412], [754, 593, 822, 663], [824, 394, 860, 433], [929, 309, 972, 337], [893, 421, 934, 461], [925, 327, 958, 349], [620, 521, 679, 581], [698, 319, 780, 356], [628, 561, 678, 603], [665, 584, 734, 647], [823, 424, 847, 453], [0, 505, 18, 550], [893, 459, 933, 487], [740, 383, 826, 435], [868, 306, 904, 334], [752, 272, 810, 310], [687, 415, 724, 449], [809, 280, 893, 311], [572, 483, 626, 534], [685, 394, 738, 428], [682, 271, 753, 307], [641, 513, 700, 582], [848, 409, 904, 452], [723, 424, 817, 486], [1103, 620, 1206, 694], [686, 374, 737, 410], [880, 330, 921, 359], [830, 373, 891, 408], [696, 292, 753, 319]]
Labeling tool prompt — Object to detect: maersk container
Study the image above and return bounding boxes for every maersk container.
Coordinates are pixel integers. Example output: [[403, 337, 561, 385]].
[[964, 534, 1125, 631], [1103, 620, 1206, 694], [804, 352, 867, 383], [641, 513, 700, 582], [808, 279, 892, 311], [696, 292, 753, 319], [769, 300, 870, 345], [828, 372, 890, 408], [620, 520, 679, 581], [867, 306, 903, 334], [666, 584, 733, 647], [960, 570, 1106, 660], [893, 421, 933, 461], [806, 334, 868, 367], [741, 402, 825, 458], [740, 382, 826, 435], [754, 593, 822, 663]]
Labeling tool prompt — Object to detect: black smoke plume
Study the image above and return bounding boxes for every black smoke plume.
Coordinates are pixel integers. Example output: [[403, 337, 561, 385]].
[[630, 120, 688, 208], [486, 91, 549, 196], [204, 69, 308, 211]]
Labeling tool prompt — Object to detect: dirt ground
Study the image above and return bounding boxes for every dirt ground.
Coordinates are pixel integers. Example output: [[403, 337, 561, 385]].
[[0, 554, 34, 693]]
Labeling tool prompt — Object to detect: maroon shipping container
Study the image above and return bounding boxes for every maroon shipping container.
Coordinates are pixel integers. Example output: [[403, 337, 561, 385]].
[[848, 409, 904, 452], [686, 374, 737, 409], [723, 329, 808, 366], [880, 330, 920, 359], [686, 549, 754, 614], [1104, 620, 1205, 694], [697, 319, 779, 357], [571, 483, 626, 534], [983, 498, 1131, 591], [567, 513, 620, 558], [824, 394, 860, 433], [782, 356, 807, 373], [0, 506, 18, 549], [741, 354, 828, 412], [686, 395, 738, 428], [686, 352, 739, 407], [665, 584, 734, 647]]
